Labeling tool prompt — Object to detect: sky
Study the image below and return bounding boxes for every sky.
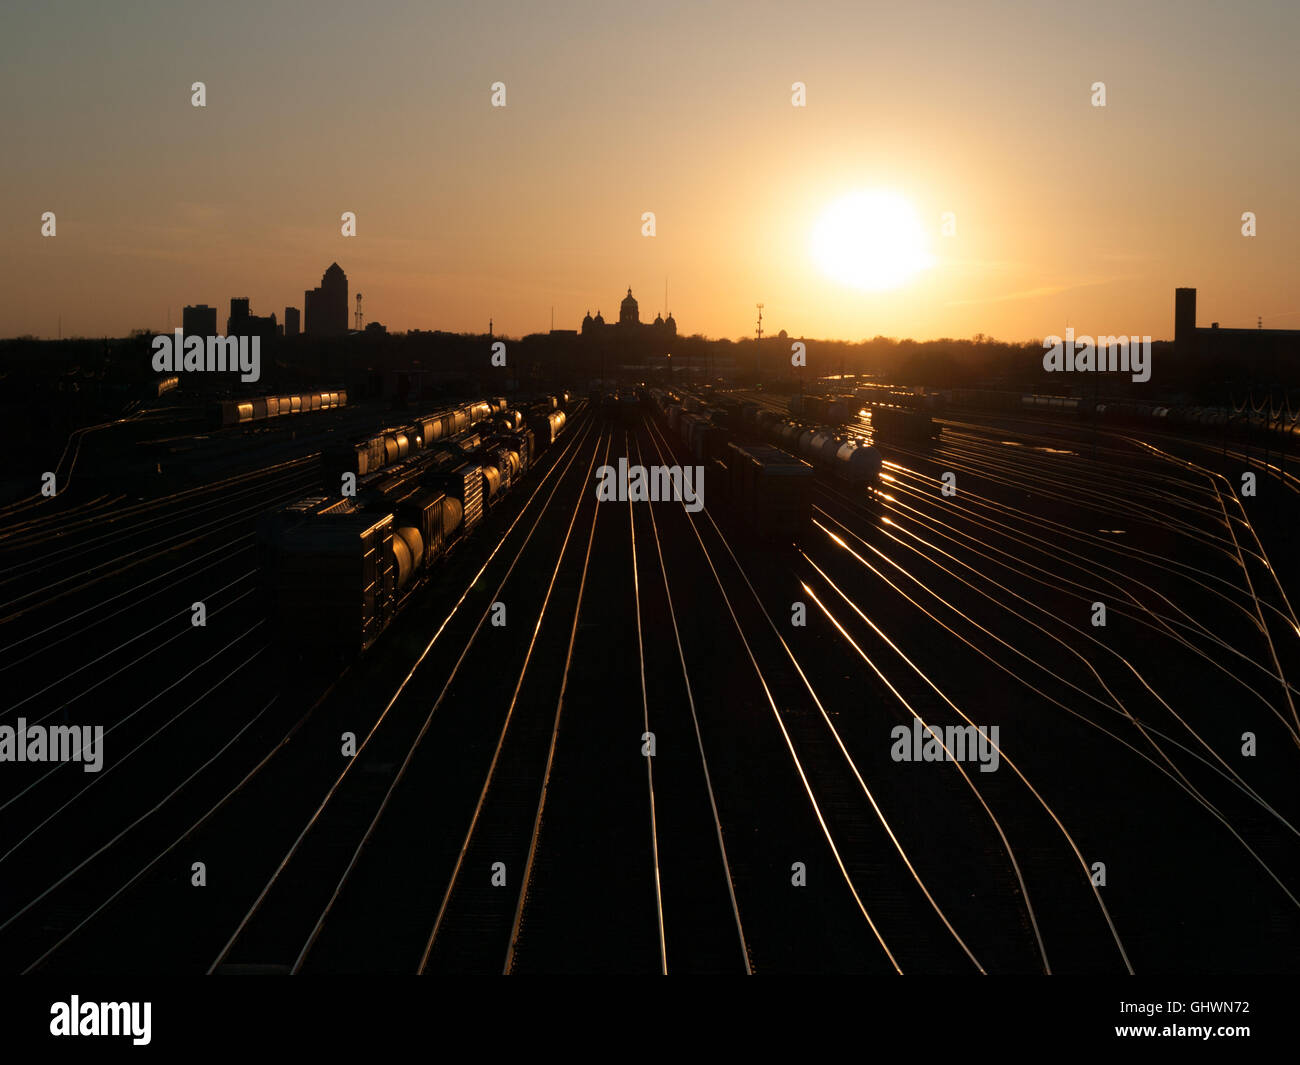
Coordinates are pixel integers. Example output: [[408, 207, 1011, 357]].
[[2, 0, 1298, 342]]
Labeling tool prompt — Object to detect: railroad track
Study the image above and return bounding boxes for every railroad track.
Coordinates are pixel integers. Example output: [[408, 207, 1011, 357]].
[[4, 391, 1297, 975], [1, 406, 595, 973]]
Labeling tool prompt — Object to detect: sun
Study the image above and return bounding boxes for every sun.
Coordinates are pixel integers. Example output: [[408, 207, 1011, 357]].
[[811, 190, 934, 291]]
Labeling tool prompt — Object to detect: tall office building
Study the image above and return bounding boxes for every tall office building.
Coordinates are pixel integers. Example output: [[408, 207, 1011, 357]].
[[304, 262, 348, 336], [284, 306, 300, 337], [227, 297, 251, 335]]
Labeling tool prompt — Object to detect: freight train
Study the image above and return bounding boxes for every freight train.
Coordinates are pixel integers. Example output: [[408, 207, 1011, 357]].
[[597, 389, 642, 422], [713, 396, 884, 485], [787, 391, 939, 443], [647, 390, 884, 487], [211, 389, 348, 429], [788, 393, 854, 424], [866, 404, 940, 443], [646, 388, 813, 541], [262, 392, 574, 656]]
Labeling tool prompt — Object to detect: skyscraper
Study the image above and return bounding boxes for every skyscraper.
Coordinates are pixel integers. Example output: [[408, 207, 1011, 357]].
[[284, 306, 300, 337], [304, 262, 348, 336], [227, 297, 251, 336]]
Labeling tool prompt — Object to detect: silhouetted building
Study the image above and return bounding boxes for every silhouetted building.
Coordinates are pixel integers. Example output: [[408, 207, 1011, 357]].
[[183, 304, 217, 338], [285, 306, 300, 337], [227, 296, 277, 342], [579, 288, 677, 377], [1174, 287, 1300, 392], [305, 262, 348, 336], [1175, 287, 1300, 362], [228, 298, 251, 333], [581, 287, 676, 342], [253, 311, 277, 341]]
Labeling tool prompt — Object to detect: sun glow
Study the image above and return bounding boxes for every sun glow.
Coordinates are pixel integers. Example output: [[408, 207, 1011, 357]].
[[811, 190, 934, 291]]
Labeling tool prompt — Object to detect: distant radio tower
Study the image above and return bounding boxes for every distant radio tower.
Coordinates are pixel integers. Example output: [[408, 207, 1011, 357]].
[[755, 303, 764, 382], [355, 293, 363, 331]]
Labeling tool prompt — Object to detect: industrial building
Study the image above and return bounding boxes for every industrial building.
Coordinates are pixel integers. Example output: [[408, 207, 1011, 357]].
[[1175, 287, 1300, 370]]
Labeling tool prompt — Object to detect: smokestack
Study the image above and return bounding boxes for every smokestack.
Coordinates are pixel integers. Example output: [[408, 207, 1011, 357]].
[[1175, 287, 1196, 356]]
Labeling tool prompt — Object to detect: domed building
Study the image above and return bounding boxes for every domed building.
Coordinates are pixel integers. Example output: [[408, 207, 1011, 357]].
[[619, 287, 639, 327], [582, 287, 676, 341]]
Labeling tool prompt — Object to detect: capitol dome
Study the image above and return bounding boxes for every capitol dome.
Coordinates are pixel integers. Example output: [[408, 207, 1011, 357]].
[[619, 287, 639, 327]]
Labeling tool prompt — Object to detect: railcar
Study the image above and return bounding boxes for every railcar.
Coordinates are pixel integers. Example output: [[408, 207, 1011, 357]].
[[212, 389, 347, 429], [265, 397, 566, 656]]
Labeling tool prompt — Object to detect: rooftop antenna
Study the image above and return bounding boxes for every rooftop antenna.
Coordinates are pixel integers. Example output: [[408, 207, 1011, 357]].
[[355, 293, 363, 331]]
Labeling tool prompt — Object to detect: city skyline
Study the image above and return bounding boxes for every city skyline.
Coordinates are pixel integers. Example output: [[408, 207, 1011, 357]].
[[3, 1, 1299, 343]]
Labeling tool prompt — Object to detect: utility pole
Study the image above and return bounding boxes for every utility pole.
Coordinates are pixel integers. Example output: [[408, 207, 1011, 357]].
[[755, 303, 764, 386]]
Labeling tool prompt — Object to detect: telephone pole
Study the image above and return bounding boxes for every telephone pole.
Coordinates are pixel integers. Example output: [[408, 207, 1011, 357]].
[[755, 303, 764, 385]]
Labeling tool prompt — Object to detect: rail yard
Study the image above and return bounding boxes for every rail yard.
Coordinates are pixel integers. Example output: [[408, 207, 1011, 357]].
[[0, 385, 1297, 975]]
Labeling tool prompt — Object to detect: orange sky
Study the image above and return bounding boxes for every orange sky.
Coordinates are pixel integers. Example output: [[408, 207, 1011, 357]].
[[3, 0, 1297, 342]]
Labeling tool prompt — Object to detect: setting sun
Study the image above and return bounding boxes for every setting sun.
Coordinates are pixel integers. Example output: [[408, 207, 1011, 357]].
[[811, 190, 935, 292]]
